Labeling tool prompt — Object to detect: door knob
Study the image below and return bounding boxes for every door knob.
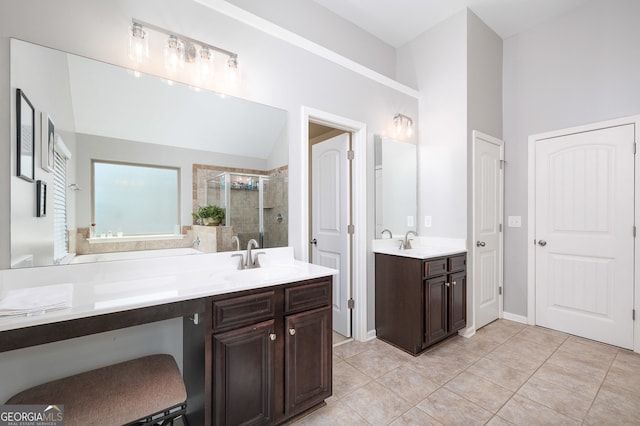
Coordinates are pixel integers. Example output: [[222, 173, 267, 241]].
[[310, 238, 317, 245], [269, 333, 276, 341], [476, 241, 486, 247], [289, 328, 296, 336], [538, 240, 547, 247]]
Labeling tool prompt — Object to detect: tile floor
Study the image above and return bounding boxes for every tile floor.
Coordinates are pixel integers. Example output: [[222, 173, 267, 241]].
[[293, 320, 640, 425]]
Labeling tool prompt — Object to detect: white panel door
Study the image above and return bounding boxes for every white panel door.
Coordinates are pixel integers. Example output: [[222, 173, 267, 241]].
[[535, 124, 635, 349], [474, 132, 503, 330], [312, 133, 351, 337]]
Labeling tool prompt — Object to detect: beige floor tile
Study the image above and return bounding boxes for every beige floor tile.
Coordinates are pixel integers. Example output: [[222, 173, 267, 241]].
[[388, 407, 443, 426], [603, 363, 640, 394], [517, 376, 594, 420], [333, 340, 374, 359], [425, 341, 486, 368], [485, 415, 516, 426], [345, 346, 409, 379], [584, 382, 640, 425], [408, 353, 465, 385], [291, 398, 369, 426], [467, 357, 532, 392], [614, 349, 640, 369], [475, 321, 525, 344], [545, 347, 611, 378], [376, 365, 439, 404], [444, 371, 513, 413], [331, 360, 371, 399], [484, 344, 546, 374], [558, 336, 619, 362], [497, 394, 581, 426], [416, 388, 493, 426], [341, 381, 412, 425], [515, 326, 568, 348], [532, 362, 603, 400]]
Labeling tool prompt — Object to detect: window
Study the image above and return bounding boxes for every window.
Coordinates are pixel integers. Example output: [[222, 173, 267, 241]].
[[93, 161, 180, 236], [53, 150, 68, 262]]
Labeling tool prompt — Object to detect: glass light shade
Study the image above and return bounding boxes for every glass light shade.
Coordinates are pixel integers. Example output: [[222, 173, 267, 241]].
[[128, 23, 148, 63], [406, 120, 413, 137], [225, 56, 239, 86], [164, 35, 184, 73], [197, 47, 214, 80], [395, 116, 403, 134]]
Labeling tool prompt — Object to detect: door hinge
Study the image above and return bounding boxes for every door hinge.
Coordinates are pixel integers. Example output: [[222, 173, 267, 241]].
[[347, 224, 355, 234], [348, 299, 355, 310], [634, 226, 637, 238], [634, 143, 637, 155], [633, 309, 636, 321], [499, 223, 503, 232], [347, 150, 355, 160], [500, 159, 506, 169], [499, 286, 503, 296]]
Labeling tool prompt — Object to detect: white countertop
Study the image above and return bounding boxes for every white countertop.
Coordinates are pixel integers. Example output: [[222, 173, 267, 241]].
[[372, 236, 466, 259], [0, 247, 337, 333]]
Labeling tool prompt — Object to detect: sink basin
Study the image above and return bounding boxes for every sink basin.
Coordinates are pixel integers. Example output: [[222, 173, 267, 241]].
[[223, 265, 303, 283]]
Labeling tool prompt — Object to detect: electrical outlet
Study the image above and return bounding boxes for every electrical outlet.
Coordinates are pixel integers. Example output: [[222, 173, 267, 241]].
[[424, 216, 432, 228], [407, 216, 414, 227], [508, 216, 522, 227]]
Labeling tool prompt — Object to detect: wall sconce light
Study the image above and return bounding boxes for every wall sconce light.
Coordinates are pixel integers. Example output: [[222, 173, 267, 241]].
[[394, 113, 414, 137], [129, 18, 240, 82]]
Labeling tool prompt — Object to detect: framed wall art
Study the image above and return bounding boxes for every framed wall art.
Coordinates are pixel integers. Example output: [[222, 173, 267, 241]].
[[41, 112, 55, 172], [36, 180, 47, 217], [16, 88, 35, 182]]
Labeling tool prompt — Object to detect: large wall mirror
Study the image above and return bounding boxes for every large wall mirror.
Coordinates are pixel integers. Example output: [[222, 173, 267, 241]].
[[374, 135, 417, 238], [10, 39, 288, 268]]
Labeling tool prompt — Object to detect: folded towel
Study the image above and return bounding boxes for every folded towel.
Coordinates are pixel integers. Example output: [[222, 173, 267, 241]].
[[0, 283, 73, 317]]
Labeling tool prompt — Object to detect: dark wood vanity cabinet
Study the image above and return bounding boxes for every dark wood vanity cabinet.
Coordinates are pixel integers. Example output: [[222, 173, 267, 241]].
[[185, 277, 332, 426], [375, 252, 467, 355]]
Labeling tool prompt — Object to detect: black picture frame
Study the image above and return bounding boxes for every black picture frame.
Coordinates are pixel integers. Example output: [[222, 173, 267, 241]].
[[36, 180, 47, 217], [16, 88, 35, 182]]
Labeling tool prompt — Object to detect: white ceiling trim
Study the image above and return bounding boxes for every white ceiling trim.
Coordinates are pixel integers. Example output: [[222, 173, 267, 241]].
[[194, 0, 419, 99]]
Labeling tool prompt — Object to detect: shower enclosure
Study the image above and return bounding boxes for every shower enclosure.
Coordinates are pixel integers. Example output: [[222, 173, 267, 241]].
[[206, 172, 288, 249]]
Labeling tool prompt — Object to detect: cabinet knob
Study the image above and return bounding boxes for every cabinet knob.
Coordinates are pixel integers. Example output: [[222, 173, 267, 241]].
[[289, 328, 296, 336], [269, 333, 276, 341], [445, 282, 450, 287], [452, 281, 457, 286]]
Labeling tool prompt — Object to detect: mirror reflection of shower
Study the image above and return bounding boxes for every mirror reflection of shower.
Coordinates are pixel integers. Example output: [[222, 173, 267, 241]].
[[206, 172, 288, 248]]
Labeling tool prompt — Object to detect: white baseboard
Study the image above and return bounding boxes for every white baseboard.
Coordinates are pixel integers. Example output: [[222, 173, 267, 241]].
[[502, 312, 528, 324], [458, 326, 476, 338], [366, 329, 377, 341]]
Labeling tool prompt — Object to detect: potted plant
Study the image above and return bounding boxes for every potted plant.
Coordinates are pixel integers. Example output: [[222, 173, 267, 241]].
[[193, 205, 225, 226]]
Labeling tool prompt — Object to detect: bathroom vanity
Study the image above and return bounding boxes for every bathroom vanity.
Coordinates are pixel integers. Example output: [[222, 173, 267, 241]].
[[0, 247, 335, 426], [374, 245, 467, 355]]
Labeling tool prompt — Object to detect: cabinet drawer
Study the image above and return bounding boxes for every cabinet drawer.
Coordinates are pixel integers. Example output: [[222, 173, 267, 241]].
[[424, 258, 447, 278], [212, 291, 275, 332], [284, 279, 331, 313], [448, 255, 466, 272]]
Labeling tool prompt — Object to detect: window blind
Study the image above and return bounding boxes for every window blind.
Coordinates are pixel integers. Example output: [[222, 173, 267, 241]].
[[53, 150, 68, 262]]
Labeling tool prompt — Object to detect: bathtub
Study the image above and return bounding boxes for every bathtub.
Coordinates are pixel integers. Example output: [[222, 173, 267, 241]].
[[69, 248, 202, 264]]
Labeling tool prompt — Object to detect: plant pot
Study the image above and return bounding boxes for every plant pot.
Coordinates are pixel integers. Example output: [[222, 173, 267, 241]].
[[203, 218, 221, 226]]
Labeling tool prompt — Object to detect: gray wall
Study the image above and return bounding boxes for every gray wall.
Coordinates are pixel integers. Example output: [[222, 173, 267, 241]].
[[502, 0, 640, 316]]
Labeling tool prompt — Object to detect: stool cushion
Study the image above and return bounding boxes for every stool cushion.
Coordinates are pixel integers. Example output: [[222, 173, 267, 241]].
[[6, 354, 186, 426]]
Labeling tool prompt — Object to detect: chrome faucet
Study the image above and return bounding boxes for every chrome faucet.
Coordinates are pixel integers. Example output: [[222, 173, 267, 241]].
[[403, 230, 417, 249], [245, 239, 261, 268], [381, 229, 393, 239], [231, 235, 240, 251], [192, 236, 201, 249]]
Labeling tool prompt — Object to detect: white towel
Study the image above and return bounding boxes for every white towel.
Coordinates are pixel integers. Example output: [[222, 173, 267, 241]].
[[0, 283, 73, 317]]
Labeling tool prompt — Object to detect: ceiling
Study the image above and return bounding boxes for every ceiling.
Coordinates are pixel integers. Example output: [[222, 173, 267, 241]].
[[310, 0, 592, 47]]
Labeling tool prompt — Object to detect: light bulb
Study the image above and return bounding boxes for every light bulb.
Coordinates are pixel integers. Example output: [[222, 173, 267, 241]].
[[164, 35, 184, 73], [128, 22, 148, 64], [226, 56, 239, 86], [198, 46, 214, 81], [395, 116, 403, 134], [406, 120, 413, 137]]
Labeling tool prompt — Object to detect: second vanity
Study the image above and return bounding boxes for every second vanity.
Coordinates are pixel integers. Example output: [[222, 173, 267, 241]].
[[0, 247, 335, 426], [373, 239, 467, 355]]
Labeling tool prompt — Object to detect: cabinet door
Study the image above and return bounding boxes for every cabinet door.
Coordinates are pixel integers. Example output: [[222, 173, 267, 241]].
[[449, 271, 467, 333], [424, 276, 448, 346], [213, 320, 275, 426], [284, 306, 332, 417]]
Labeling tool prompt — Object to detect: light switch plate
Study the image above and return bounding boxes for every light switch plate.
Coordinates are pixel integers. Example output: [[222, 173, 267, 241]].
[[508, 216, 522, 227]]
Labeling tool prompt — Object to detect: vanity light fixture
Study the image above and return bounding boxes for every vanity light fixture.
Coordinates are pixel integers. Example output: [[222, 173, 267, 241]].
[[129, 18, 239, 80], [394, 113, 414, 137]]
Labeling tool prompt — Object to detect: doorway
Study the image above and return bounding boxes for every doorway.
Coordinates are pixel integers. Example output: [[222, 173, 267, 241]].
[[528, 117, 638, 350], [301, 107, 368, 343]]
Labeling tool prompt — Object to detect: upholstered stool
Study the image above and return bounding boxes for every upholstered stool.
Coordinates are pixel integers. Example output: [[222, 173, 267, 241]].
[[6, 354, 187, 426]]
